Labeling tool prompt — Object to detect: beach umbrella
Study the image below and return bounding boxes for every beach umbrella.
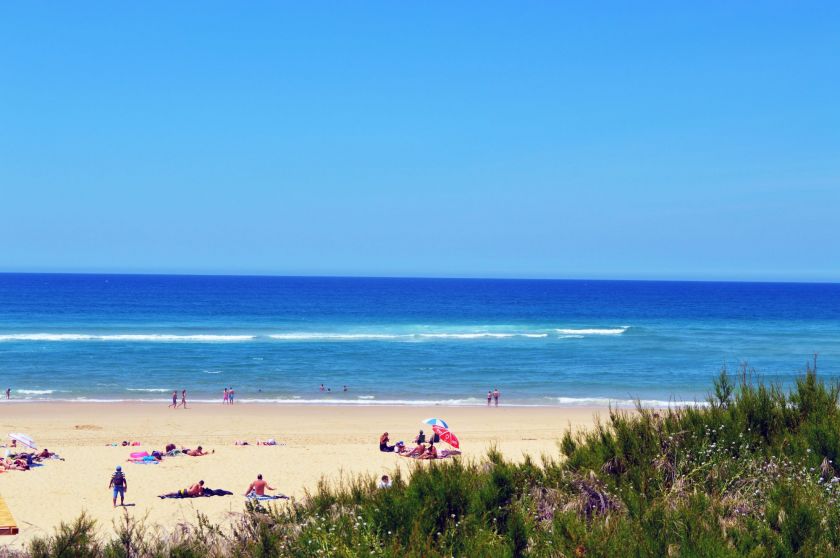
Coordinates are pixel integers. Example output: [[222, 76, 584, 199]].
[[431, 425, 459, 449], [422, 418, 449, 429], [9, 433, 36, 449]]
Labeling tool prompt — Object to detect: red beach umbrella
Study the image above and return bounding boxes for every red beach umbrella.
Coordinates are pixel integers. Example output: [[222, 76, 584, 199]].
[[431, 424, 459, 449]]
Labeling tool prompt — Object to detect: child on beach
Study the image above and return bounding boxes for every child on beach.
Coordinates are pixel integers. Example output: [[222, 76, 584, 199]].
[[169, 391, 177, 408]]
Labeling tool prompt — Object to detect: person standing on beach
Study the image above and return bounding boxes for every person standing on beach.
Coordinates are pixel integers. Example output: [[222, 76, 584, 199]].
[[169, 391, 178, 408], [229, 388, 235, 404], [5, 387, 10, 400], [223, 388, 229, 404], [179, 389, 187, 409], [109, 465, 128, 507], [493, 388, 500, 407], [487, 390, 492, 406]]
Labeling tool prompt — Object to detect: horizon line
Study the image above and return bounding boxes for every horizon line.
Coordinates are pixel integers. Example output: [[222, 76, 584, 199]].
[[0, 270, 838, 286]]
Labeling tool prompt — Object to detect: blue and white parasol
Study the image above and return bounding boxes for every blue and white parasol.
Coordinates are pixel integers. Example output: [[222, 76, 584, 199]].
[[421, 418, 449, 429]]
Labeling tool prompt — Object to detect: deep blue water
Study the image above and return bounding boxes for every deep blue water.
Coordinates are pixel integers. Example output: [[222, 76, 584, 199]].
[[0, 273, 838, 406]]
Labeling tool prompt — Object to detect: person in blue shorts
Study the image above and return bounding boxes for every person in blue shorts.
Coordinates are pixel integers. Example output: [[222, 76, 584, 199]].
[[109, 465, 128, 507]]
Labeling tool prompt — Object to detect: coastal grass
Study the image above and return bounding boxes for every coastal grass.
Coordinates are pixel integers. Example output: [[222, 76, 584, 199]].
[[7, 359, 840, 557]]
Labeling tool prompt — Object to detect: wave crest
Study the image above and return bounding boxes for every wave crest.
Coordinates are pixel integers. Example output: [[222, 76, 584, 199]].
[[555, 327, 628, 336]]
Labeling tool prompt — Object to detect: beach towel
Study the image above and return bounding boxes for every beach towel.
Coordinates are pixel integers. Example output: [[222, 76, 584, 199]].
[[246, 494, 289, 501], [127, 457, 159, 464]]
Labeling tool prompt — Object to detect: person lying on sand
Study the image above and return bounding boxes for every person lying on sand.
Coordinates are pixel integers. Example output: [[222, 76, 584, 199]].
[[183, 446, 211, 456], [158, 481, 232, 499], [3, 458, 28, 471], [403, 443, 426, 458], [244, 473, 275, 496], [188, 480, 205, 496]]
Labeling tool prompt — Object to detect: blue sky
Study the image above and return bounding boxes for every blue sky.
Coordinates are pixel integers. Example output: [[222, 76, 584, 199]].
[[1, 2, 838, 280]]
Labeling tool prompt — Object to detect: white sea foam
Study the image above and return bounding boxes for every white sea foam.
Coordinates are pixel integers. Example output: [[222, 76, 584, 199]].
[[126, 388, 170, 392], [553, 396, 707, 408], [417, 332, 548, 339], [555, 327, 629, 336], [268, 333, 403, 340], [357, 395, 375, 400], [16, 389, 55, 395], [268, 332, 548, 340], [0, 333, 254, 342]]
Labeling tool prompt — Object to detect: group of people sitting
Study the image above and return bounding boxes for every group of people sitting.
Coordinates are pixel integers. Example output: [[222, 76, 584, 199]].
[[2, 448, 61, 471], [378, 430, 461, 460]]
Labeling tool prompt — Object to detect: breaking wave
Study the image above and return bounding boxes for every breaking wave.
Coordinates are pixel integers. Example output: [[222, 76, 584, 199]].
[[555, 327, 629, 336]]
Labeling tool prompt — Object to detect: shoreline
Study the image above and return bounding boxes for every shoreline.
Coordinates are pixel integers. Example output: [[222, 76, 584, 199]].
[[0, 397, 709, 408], [0, 402, 604, 548]]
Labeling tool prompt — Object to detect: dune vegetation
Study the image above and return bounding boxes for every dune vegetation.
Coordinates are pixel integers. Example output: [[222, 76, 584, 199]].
[[8, 359, 840, 557]]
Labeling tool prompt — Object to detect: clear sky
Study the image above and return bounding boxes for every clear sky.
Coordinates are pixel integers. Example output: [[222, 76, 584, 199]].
[[1, 2, 838, 281]]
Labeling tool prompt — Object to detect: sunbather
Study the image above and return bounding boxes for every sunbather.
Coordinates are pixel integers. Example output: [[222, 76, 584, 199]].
[[379, 432, 395, 452], [244, 473, 275, 497], [183, 446, 210, 456], [403, 443, 426, 458], [158, 480, 203, 498], [418, 443, 438, 460]]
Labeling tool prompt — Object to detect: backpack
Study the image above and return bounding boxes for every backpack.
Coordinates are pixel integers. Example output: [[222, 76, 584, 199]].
[[112, 472, 126, 487]]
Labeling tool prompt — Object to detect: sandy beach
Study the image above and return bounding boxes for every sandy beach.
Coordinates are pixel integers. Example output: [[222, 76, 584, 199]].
[[0, 402, 602, 549]]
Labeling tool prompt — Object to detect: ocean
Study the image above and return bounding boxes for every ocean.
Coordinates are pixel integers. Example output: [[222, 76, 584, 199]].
[[0, 273, 838, 406]]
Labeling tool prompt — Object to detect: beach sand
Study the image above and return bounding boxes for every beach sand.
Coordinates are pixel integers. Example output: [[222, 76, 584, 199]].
[[0, 403, 603, 549]]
